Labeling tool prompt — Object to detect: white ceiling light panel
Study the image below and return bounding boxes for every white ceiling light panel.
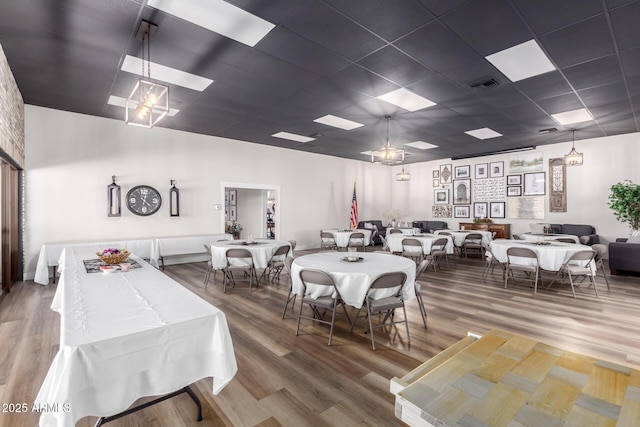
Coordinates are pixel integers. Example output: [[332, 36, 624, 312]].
[[486, 39, 556, 82], [377, 88, 436, 112], [121, 55, 213, 91], [314, 114, 364, 130], [147, 0, 275, 47], [551, 108, 594, 125], [465, 128, 503, 139], [272, 132, 315, 143], [405, 141, 438, 150]]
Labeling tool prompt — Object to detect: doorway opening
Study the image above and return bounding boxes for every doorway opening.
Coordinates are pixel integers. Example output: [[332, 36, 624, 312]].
[[220, 182, 280, 240]]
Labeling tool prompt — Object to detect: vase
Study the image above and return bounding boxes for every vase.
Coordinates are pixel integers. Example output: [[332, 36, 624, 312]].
[[391, 220, 396, 227]]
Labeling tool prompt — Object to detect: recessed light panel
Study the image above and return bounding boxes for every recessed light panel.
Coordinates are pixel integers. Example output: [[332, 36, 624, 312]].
[[486, 40, 556, 82], [121, 55, 213, 92], [465, 128, 503, 139], [405, 141, 438, 150], [272, 132, 315, 143], [313, 115, 364, 130], [551, 108, 594, 125], [107, 95, 180, 116], [360, 151, 373, 156], [377, 88, 436, 112], [147, 0, 275, 47]]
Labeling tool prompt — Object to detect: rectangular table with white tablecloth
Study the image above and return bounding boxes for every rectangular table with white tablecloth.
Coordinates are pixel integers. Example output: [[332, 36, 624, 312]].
[[35, 246, 237, 427]]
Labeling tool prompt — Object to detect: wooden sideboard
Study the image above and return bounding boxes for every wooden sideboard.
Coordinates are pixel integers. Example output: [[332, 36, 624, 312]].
[[458, 222, 511, 239]]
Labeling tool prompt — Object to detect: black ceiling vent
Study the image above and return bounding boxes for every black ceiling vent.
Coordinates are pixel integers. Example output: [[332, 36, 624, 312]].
[[469, 77, 500, 90], [538, 127, 558, 134], [308, 132, 324, 138]]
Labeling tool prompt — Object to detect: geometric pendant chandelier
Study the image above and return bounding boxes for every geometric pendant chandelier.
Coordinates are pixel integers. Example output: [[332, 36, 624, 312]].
[[371, 116, 405, 165], [126, 20, 169, 128], [564, 130, 583, 166]]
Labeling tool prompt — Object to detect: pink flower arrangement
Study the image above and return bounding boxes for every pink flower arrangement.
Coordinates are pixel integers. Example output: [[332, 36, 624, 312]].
[[100, 248, 126, 256]]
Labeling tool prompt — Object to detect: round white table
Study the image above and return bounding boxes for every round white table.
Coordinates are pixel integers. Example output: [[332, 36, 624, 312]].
[[386, 233, 455, 255], [291, 252, 416, 309], [210, 239, 291, 269], [322, 229, 372, 248], [489, 239, 593, 272], [435, 229, 493, 246], [522, 233, 580, 244]]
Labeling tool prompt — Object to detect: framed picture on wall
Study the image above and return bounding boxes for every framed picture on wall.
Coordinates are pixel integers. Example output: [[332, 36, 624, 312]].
[[454, 165, 471, 179], [229, 190, 237, 205], [524, 172, 546, 195], [454, 205, 470, 218], [507, 174, 521, 185], [225, 190, 230, 205], [490, 201, 505, 218], [490, 161, 504, 178], [453, 179, 471, 204], [440, 164, 452, 184], [433, 179, 439, 187], [474, 202, 488, 218], [433, 170, 440, 179], [507, 186, 522, 197], [434, 189, 449, 205], [229, 205, 237, 221], [475, 163, 488, 179]]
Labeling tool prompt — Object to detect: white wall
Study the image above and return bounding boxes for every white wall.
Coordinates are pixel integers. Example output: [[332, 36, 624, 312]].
[[24, 105, 640, 280], [23, 106, 391, 279], [389, 132, 640, 243]]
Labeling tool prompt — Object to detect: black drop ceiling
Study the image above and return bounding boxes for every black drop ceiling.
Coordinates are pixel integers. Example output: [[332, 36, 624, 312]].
[[1, 0, 639, 164]]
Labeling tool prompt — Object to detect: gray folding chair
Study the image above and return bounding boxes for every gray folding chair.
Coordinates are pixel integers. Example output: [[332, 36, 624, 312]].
[[388, 228, 402, 234], [258, 244, 290, 284], [320, 231, 337, 250], [223, 248, 258, 293], [349, 272, 409, 350], [504, 247, 541, 293], [591, 244, 610, 291], [548, 250, 597, 298], [402, 238, 424, 263], [378, 234, 390, 252], [203, 244, 214, 288], [281, 256, 297, 318], [461, 233, 484, 259], [347, 232, 366, 252], [414, 260, 430, 329], [425, 237, 451, 271], [555, 238, 576, 243], [296, 269, 351, 345], [512, 234, 524, 240], [482, 244, 506, 281]]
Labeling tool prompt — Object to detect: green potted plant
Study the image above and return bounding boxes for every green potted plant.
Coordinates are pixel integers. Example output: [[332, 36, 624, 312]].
[[608, 180, 640, 236]]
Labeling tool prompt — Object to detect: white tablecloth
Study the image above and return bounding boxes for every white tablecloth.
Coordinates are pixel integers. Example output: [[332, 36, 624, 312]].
[[522, 233, 580, 244], [35, 247, 237, 427], [210, 239, 291, 269], [387, 227, 421, 235], [291, 252, 416, 309], [434, 230, 493, 246], [34, 239, 155, 285], [386, 234, 455, 255], [151, 234, 233, 266], [489, 239, 594, 272], [322, 229, 372, 247]]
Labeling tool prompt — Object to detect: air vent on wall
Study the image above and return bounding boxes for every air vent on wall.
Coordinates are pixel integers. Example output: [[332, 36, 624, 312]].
[[469, 77, 500, 90], [538, 127, 558, 134]]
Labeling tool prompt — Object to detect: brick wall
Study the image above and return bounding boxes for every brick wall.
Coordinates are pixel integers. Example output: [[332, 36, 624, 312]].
[[0, 44, 24, 168]]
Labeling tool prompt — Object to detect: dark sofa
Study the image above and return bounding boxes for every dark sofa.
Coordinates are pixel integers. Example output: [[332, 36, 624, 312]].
[[412, 220, 449, 233], [358, 220, 387, 244], [609, 238, 640, 275], [549, 223, 599, 245]]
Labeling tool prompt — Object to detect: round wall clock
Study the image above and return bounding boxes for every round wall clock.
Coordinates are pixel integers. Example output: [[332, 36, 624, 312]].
[[126, 185, 162, 216]]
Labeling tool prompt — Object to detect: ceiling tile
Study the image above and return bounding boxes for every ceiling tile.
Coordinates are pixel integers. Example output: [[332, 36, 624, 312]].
[[609, 1, 640, 50], [540, 14, 615, 69], [562, 55, 625, 91], [357, 46, 434, 86], [513, 0, 604, 36], [442, 0, 532, 55]]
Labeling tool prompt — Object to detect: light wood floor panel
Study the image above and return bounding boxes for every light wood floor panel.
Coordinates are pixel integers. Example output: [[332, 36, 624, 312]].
[[1, 250, 639, 426]]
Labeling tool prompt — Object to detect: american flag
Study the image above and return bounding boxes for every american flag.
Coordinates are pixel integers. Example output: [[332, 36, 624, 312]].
[[350, 182, 358, 229]]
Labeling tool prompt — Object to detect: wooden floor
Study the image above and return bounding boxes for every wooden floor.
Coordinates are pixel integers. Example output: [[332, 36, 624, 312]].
[[1, 248, 640, 427]]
